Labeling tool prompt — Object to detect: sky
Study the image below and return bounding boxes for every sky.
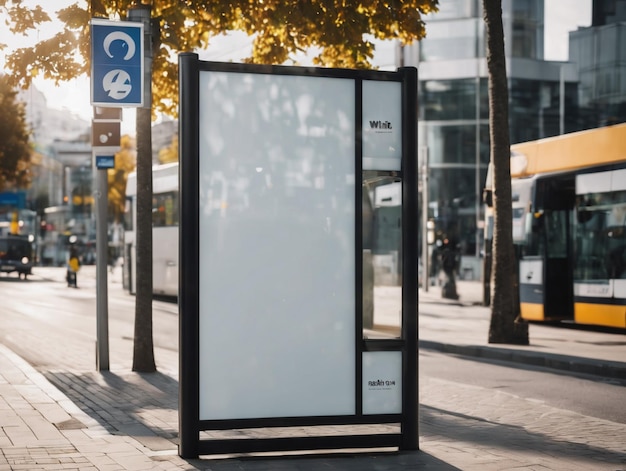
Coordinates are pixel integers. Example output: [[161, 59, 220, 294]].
[[0, 0, 592, 135], [544, 0, 592, 60]]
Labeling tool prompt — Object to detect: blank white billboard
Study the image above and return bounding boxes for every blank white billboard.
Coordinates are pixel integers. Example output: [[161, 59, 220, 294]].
[[198, 71, 356, 420]]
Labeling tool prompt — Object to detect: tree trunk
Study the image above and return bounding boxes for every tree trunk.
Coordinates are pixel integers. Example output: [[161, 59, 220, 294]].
[[128, 5, 157, 372], [483, 0, 528, 345], [132, 105, 156, 372]]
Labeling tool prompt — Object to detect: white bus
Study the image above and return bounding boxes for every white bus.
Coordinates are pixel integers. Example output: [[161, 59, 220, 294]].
[[124, 162, 179, 297]]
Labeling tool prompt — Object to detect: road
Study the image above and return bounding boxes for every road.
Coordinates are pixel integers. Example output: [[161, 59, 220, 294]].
[[420, 349, 626, 424], [0, 266, 178, 376]]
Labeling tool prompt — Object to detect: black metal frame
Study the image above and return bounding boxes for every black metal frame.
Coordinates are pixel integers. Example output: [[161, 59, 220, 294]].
[[178, 53, 418, 458]]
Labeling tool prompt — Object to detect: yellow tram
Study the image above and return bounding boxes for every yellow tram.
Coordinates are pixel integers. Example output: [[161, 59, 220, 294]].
[[507, 123, 626, 329]]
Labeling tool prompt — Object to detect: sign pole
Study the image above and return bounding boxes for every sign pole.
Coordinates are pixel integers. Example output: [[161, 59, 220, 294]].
[[95, 161, 110, 371], [91, 110, 119, 372], [90, 13, 140, 372]]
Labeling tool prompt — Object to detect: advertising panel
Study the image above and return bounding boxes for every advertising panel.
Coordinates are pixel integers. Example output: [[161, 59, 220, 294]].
[[177, 54, 418, 457], [198, 71, 356, 420]]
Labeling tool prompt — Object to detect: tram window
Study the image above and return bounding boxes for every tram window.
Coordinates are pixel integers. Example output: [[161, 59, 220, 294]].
[[523, 211, 545, 256], [544, 210, 569, 258], [577, 208, 593, 224], [574, 189, 626, 280], [606, 225, 626, 279], [575, 206, 611, 280]]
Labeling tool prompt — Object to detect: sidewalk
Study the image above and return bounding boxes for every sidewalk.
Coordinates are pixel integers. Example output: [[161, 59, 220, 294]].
[[0, 269, 624, 470], [418, 280, 626, 380]]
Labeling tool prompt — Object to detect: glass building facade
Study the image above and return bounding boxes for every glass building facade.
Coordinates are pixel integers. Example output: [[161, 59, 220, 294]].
[[404, 0, 582, 279], [570, 22, 626, 127]]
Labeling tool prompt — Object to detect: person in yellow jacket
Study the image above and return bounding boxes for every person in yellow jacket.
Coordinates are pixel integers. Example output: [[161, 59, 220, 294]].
[[67, 246, 80, 288]]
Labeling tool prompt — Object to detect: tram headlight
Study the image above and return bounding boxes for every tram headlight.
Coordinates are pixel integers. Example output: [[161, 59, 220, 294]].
[[21, 256, 29, 264]]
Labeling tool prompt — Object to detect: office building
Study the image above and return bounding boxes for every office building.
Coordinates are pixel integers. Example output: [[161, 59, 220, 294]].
[[403, 0, 584, 280]]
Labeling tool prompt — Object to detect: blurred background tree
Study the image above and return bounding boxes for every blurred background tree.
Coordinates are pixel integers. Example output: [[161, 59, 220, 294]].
[[2, 0, 438, 117], [108, 134, 136, 222], [157, 134, 177, 165], [0, 75, 32, 191]]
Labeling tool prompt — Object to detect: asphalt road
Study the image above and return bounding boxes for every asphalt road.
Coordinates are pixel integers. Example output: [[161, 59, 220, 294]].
[[420, 349, 626, 424], [0, 266, 178, 375]]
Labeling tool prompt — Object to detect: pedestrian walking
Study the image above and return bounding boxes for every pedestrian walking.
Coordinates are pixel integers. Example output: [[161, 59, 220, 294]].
[[440, 238, 459, 300], [67, 246, 80, 288]]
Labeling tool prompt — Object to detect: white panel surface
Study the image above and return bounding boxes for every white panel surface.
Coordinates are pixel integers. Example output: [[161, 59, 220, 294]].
[[198, 71, 356, 420], [362, 351, 402, 415], [362, 80, 402, 171]]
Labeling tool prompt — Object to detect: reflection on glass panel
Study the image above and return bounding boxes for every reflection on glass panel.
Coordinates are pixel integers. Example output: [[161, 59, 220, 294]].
[[419, 19, 482, 62], [420, 79, 488, 121], [510, 79, 580, 142], [427, 167, 486, 257], [510, 0, 543, 59], [422, 123, 489, 165], [424, 0, 475, 20], [363, 171, 402, 339], [597, 27, 618, 65], [513, 0, 542, 19]]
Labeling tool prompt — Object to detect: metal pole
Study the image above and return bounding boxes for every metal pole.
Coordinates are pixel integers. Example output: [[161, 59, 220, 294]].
[[400, 66, 419, 451], [475, 14, 482, 261], [95, 168, 109, 371], [178, 52, 201, 460], [422, 147, 429, 292]]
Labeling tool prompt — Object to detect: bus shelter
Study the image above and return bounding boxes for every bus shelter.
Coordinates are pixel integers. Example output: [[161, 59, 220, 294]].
[[178, 53, 418, 458]]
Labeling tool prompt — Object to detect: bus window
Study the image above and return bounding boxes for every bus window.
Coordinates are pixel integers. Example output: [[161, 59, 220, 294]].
[[574, 190, 626, 280]]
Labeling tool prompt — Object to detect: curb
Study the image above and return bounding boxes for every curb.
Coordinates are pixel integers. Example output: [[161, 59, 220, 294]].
[[419, 340, 626, 380]]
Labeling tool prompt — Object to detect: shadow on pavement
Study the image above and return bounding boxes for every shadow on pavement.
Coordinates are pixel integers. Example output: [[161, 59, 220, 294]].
[[187, 451, 459, 471], [44, 370, 463, 469], [420, 404, 626, 465], [44, 370, 179, 450], [186, 450, 461, 470]]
